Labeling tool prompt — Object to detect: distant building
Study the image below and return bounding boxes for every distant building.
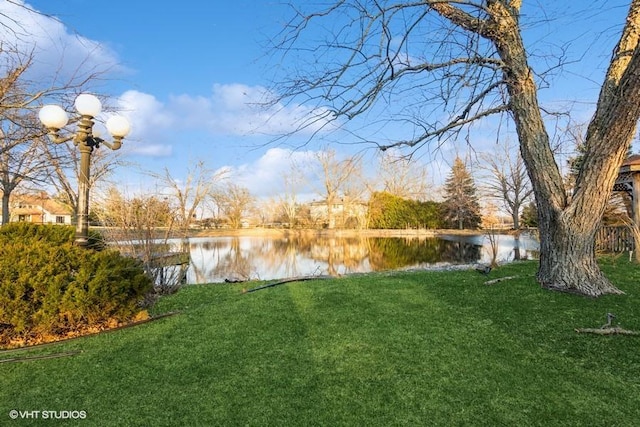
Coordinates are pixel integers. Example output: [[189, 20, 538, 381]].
[[307, 198, 368, 229], [0, 192, 73, 225]]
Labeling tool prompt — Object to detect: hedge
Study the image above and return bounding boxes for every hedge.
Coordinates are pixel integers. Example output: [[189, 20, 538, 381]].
[[0, 223, 152, 345]]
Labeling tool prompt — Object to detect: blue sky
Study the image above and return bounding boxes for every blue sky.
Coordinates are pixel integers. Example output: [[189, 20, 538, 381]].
[[1, 0, 635, 200]]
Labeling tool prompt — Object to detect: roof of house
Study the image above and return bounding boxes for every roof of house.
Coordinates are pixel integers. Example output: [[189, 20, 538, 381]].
[[11, 193, 72, 215]]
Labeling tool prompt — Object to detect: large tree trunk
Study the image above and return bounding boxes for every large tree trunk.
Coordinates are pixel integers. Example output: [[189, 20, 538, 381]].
[[432, 0, 640, 296], [537, 209, 622, 295], [539, 1, 640, 296], [509, 1, 640, 296], [511, 208, 520, 230]]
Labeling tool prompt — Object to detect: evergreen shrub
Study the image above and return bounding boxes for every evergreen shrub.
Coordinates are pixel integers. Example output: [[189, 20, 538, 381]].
[[368, 192, 442, 229], [0, 223, 152, 345]]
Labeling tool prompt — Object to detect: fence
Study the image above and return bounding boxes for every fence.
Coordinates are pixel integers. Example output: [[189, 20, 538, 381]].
[[596, 226, 634, 253]]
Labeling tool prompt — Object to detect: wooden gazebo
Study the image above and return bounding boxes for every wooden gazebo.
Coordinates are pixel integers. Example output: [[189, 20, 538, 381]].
[[609, 154, 640, 255], [613, 154, 640, 227]]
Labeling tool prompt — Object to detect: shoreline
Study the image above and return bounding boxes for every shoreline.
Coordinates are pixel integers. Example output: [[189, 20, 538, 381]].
[[98, 226, 528, 241], [190, 227, 506, 239]]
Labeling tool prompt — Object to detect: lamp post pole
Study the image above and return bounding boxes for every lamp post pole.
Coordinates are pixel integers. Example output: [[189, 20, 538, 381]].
[[76, 133, 93, 247], [39, 93, 130, 247]]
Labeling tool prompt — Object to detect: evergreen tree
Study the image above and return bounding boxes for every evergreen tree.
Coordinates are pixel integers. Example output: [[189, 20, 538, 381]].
[[441, 158, 481, 229], [520, 201, 538, 228]]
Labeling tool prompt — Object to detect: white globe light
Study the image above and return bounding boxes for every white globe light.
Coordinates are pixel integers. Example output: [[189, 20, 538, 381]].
[[74, 93, 102, 116], [106, 115, 131, 138], [39, 105, 69, 129]]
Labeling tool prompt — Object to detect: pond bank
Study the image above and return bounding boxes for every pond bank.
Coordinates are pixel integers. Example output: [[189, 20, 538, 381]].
[[191, 227, 509, 238], [98, 226, 526, 241]]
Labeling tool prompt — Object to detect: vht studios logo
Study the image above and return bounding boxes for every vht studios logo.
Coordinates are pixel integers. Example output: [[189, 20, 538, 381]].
[[9, 410, 87, 420]]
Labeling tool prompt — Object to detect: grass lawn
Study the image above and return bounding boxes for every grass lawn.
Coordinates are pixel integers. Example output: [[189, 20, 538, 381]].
[[2, 258, 640, 426]]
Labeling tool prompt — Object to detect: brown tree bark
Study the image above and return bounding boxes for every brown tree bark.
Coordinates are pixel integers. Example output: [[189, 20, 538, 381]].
[[433, 0, 640, 296]]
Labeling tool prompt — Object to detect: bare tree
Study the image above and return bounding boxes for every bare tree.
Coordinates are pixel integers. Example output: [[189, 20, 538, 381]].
[[255, 197, 280, 227], [341, 163, 369, 228], [96, 161, 226, 293], [274, 1, 640, 296], [0, 49, 62, 224], [479, 142, 533, 230], [152, 161, 225, 237], [41, 137, 125, 220], [95, 186, 175, 235], [373, 150, 431, 200], [308, 148, 363, 229], [278, 166, 304, 227], [0, 116, 50, 224], [94, 187, 185, 295], [0, 34, 119, 225], [214, 183, 255, 229]]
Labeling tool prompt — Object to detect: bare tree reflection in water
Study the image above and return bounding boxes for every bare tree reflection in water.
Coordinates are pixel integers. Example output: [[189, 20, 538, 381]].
[[189, 238, 255, 282], [185, 233, 539, 284]]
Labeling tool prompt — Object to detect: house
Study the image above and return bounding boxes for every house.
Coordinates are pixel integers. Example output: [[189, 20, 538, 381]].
[[1, 192, 73, 225], [307, 197, 368, 229]]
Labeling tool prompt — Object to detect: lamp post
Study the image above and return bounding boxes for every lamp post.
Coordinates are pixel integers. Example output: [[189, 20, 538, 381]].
[[39, 93, 130, 247]]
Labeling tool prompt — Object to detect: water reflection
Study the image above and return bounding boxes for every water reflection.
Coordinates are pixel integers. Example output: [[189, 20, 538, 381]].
[[185, 233, 539, 284]]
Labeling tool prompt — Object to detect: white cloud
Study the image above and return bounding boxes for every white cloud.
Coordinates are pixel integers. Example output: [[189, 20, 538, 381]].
[[209, 83, 333, 136], [168, 83, 336, 136], [0, 1, 125, 85], [95, 90, 174, 157], [113, 90, 176, 135], [223, 147, 319, 198], [125, 143, 173, 157], [109, 85, 337, 158]]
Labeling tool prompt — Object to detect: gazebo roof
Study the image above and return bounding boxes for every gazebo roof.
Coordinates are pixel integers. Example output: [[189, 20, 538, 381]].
[[619, 154, 640, 173]]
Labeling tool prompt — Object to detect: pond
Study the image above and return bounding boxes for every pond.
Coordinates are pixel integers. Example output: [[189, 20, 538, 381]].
[[183, 232, 539, 284]]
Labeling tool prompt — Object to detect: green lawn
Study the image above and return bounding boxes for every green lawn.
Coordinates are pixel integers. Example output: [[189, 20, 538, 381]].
[[2, 259, 640, 426]]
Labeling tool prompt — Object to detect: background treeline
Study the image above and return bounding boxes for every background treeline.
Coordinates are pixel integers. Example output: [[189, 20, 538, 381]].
[[368, 192, 443, 229]]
